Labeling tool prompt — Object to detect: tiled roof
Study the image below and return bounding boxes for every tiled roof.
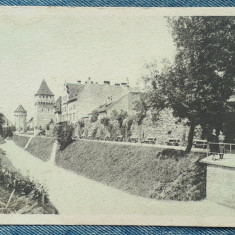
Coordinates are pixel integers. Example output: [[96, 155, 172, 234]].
[[15, 105, 27, 113], [35, 79, 54, 96], [66, 83, 84, 102], [54, 96, 62, 113], [94, 92, 141, 114]]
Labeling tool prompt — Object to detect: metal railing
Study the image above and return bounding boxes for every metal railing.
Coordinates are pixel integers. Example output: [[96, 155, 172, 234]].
[[207, 142, 235, 157]]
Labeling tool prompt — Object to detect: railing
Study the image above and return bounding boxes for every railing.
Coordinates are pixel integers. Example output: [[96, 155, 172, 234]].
[[207, 142, 235, 157]]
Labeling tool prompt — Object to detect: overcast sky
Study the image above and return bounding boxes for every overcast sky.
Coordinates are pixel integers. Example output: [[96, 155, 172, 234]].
[[0, 7, 176, 122]]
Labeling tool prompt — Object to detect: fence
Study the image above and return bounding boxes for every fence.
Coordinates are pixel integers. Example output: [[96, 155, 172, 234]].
[[207, 142, 235, 157]]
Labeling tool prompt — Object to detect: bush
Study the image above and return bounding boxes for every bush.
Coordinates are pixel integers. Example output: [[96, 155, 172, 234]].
[[55, 122, 74, 150], [2, 126, 14, 139], [90, 111, 99, 123]]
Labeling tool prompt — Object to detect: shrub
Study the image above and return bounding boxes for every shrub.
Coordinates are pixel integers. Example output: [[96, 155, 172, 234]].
[[90, 110, 99, 123], [2, 126, 14, 139], [55, 122, 74, 150]]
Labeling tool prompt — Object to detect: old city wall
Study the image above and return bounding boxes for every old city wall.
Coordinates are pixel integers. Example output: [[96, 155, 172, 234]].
[[131, 109, 191, 144], [206, 165, 235, 208]]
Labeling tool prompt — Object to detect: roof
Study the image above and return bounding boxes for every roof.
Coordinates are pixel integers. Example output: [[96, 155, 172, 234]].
[[35, 79, 54, 96], [66, 83, 84, 102], [15, 105, 27, 113], [93, 92, 141, 114], [54, 96, 62, 113]]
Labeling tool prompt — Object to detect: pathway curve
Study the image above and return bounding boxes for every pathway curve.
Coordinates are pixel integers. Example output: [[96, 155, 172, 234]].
[[1, 140, 235, 217]]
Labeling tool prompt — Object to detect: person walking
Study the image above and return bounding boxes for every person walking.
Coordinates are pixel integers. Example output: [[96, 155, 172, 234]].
[[218, 131, 225, 159], [209, 129, 218, 160]]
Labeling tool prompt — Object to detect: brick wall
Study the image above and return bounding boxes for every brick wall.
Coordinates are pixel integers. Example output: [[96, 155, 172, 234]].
[[206, 165, 235, 208]]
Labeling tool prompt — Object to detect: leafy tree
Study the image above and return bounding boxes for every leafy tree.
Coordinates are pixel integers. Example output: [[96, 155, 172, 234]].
[[55, 122, 75, 150], [0, 113, 5, 136], [134, 94, 148, 142], [145, 17, 235, 153], [90, 110, 99, 123], [100, 117, 110, 127], [111, 110, 128, 129]]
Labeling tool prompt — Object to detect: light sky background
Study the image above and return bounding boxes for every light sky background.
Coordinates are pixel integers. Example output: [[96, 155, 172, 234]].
[[0, 7, 176, 122]]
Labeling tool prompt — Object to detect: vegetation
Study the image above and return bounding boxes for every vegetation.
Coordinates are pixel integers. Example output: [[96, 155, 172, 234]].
[[0, 113, 5, 136], [12, 135, 30, 148], [141, 17, 235, 153], [26, 137, 55, 161], [55, 140, 206, 201], [0, 148, 57, 214], [55, 122, 75, 150], [90, 110, 99, 123], [2, 126, 14, 139]]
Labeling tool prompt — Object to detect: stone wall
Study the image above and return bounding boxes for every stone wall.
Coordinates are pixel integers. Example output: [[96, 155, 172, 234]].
[[131, 109, 193, 145], [206, 165, 235, 208]]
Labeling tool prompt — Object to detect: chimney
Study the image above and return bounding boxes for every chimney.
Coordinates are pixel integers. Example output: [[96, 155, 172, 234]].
[[104, 81, 110, 85], [115, 83, 120, 86], [77, 80, 82, 84]]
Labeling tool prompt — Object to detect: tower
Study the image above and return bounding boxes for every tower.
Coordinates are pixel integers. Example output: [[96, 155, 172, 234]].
[[14, 105, 27, 132], [34, 79, 55, 129]]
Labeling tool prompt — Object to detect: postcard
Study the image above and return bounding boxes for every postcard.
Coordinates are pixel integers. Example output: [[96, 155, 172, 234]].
[[0, 6, 234, 227]]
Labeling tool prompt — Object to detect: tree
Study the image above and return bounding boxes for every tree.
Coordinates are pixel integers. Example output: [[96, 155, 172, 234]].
[[0, 113, 5, 136], [134, 94, 148, 142], [90, 110, 99, 123], [111, 110, 128, 129], [145, 17, 235, 153], [55, 122, 75, 150]]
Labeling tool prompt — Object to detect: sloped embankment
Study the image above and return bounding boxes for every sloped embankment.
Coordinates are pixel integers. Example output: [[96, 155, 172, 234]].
[[0, 147, 57, 214], [12, 135, 30, 148], [56, 140, 207, 201], [26, 137, 55, 161]]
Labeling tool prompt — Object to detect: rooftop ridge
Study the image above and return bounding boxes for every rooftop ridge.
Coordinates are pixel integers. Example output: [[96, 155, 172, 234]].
[[35, 79, 54, 96], [15, 104, 27, 113]]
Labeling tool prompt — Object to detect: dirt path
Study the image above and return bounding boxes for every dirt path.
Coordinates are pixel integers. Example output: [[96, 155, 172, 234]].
[[1, 140, 235, 217]]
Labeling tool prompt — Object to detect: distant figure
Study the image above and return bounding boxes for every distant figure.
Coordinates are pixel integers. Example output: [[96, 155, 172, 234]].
[[209, 129, 219, 158], [218, 131, 225, 159]]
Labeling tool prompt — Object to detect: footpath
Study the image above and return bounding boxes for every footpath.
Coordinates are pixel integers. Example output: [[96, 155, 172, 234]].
[[1, 140, 235, 218]]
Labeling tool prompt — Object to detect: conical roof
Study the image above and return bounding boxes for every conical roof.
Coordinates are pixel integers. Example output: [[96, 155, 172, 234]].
[[35, 79, 54, 96], [15, 105, 27, 113]]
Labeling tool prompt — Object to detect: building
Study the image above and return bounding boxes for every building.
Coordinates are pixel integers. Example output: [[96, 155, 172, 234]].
[[59, 78, 140, 123], [54, 96, 62, 123], [34, 79, 55, 129], [92, 92, 141, 119], [14, 105, 27, 132]]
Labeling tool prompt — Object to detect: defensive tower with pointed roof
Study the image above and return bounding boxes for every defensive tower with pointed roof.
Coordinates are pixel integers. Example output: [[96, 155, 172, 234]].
[[34, 79, 55, 129], [14, 105, 27, 132]]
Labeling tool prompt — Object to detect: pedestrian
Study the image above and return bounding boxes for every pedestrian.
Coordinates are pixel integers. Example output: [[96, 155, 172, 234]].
[[218, 131, 225, 159], [209, 129, 218, 159]]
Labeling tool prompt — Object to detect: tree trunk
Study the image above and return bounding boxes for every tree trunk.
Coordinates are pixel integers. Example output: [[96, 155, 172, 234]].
[[138, 124, 142, 143], [185, 122, 196, 153]]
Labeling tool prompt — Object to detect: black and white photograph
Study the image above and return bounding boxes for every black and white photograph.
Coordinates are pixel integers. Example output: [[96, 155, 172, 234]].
[[0, 7, 234, 226]]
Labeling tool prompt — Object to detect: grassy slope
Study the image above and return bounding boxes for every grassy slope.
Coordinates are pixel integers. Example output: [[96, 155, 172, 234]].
[[56, 140, 206, 201], [0, 147, 57, 214], [12, 135, 30, 148], [26, 137, 55, 161]]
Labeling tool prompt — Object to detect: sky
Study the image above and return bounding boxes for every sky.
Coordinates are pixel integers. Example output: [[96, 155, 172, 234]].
[[0, 7, 176, 122]]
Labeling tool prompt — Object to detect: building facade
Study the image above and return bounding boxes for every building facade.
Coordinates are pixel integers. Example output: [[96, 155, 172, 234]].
[[59, 78, 140, 123], [34, 79, 55, 129], [14, 105, 27, 132]]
